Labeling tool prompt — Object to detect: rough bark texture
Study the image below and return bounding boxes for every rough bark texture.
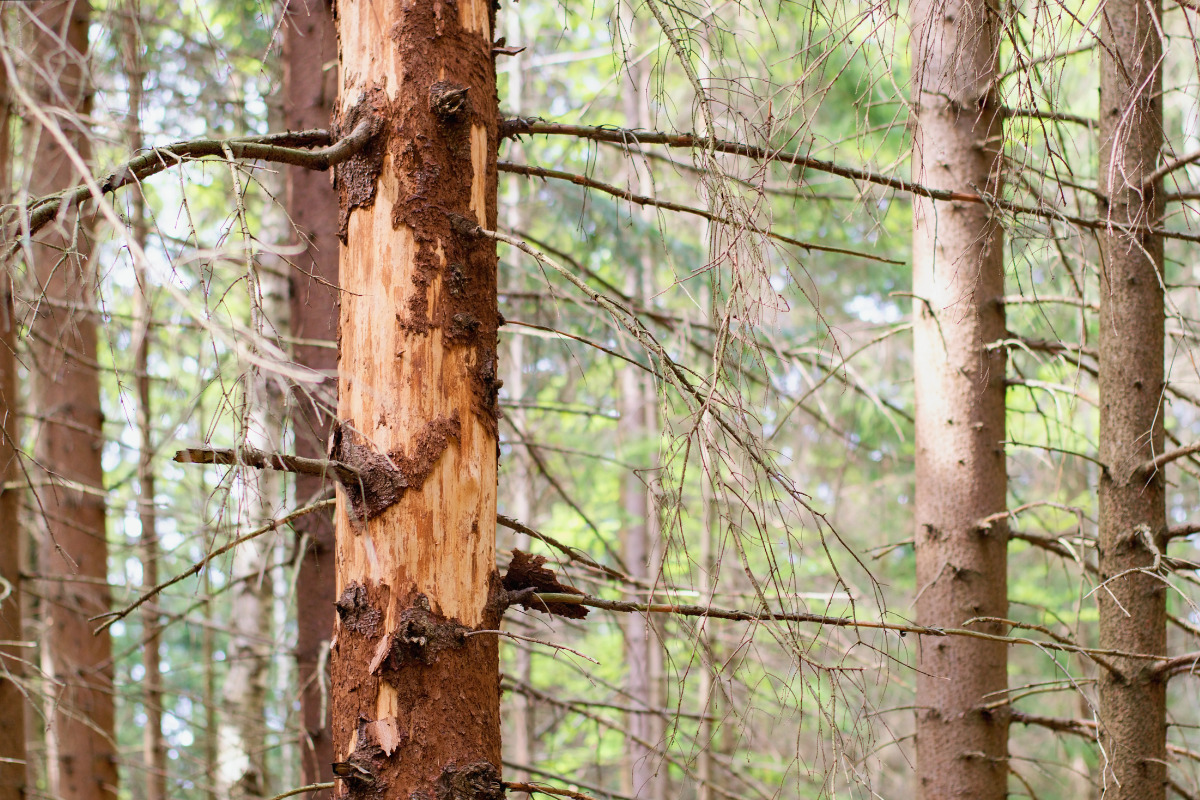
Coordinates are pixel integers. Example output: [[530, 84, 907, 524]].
[[284, 2, 340, 796], [331, 3, 502, 800], [25, 4, 119, 800], [0, 48, 25, 800], [909, 0, 1009, 795], [1096, 0, 1167, 794]]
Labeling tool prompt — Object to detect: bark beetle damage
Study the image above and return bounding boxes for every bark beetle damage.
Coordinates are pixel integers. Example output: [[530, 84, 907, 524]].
[[368, 594, 470, 675], [502, 550, 589, 619], [330, 415, 461, 522], [330, 581, 502, 800], [333, 87, 388, 241], [436, 762, 503, 800], [386, 1, 501, 437]]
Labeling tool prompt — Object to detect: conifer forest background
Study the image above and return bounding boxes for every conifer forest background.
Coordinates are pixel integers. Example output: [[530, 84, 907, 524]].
[[2, 0, 1200, 798]]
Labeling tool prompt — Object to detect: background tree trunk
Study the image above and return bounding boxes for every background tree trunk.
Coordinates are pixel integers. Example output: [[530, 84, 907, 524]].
[[330, 1, 503, 799], [0, 41, 25, 800], [282, 3, 339, 795], [121, 10, 167, 800], [909, 0, 1009, 795], [1096, 0, 1167, 793], [25, 3, 118, 800]]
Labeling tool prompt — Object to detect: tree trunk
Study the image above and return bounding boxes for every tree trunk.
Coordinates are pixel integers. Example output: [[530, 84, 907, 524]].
[[0, 45, 25, 800], [329, 2, 503, 800], [25, 4, 118, 800], [283, 3, 340, 797], [122, 13, 167, 800], [619, 48, 664, 800], [909, 0, 1009, 795], [1096, 0, 1167, 793]]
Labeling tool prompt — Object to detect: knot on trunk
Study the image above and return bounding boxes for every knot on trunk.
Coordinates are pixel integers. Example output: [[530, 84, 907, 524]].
[[436, 762, 503, 800], [369, 595, 470, 675], [430, 82, 470, 122]]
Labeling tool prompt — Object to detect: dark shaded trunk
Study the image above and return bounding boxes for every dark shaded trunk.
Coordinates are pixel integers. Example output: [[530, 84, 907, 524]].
[[329, 2, 503, 800], [1096, 0, 1167, 794], [283, 2, 339, 795], [0, 44, 25, 800], [25, 3, 118, 800], [909, 0, 1009, 795]]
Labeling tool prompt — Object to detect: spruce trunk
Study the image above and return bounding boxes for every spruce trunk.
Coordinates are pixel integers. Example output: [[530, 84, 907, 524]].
[[283, 2, 340, 795], [909, 0, 1009, 795], [26, 3, 118, 800], [1096, 0, 1167, 794], [329, 2, 503, 799]]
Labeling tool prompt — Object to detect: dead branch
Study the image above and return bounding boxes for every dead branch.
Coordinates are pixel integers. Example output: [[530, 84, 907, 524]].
[[173, 445, 359, 486], [9, 119, 372, 242], [500, 118, 1200, 244], [497, 514, 629, 583], [91, 500, 335, 634], [499, 161, 904, 265], [1140, 442, 1200, 476]]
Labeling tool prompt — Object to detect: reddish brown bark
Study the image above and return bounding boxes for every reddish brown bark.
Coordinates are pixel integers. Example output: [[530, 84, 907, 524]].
[[329, 3, 503, 800], [909, 0, 1009, 795], [283, 1, 340, 794], [25, 3, 118, 800], [0, 46, 26, 800], [1096, 0, 1167, 795]]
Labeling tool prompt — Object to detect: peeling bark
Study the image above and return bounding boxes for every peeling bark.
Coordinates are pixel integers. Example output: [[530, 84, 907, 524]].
[[909, 0, 1010, 795], [1096, 0, 1168, 794], [331, 2, 502, 800]]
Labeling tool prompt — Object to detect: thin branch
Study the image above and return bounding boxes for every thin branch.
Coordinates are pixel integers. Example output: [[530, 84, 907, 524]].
[[266, 784, 336, 800], [1140, 441, 1200, 476], [501, 118, 1200, 244], [90, 500, 336, 634], [497, 514, 630, 583], [499, 161, 904, 265], [530, 593, 1169, 663], [9, 119, 373, 242], [1145, 146, 1200, 189], [505, 783, 597, 800]]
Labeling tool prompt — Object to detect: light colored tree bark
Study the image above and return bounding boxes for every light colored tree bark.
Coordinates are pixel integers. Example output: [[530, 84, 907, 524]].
[[329, 1, 503, 798], [909, 0, 1009, 795], [1096, 0, 1167, 794]]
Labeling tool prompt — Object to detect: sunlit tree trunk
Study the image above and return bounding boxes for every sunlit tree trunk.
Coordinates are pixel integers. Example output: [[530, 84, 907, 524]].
[[282, 2, 339, 795], [618, 45, 665, 800], [909, 0, 1009, 795], [121, 10, 167, 800], [1096, 0, 1167, 794], [0, 39, 25, 800], [25, 3, 118, 800], [330, 1, 503, 798]]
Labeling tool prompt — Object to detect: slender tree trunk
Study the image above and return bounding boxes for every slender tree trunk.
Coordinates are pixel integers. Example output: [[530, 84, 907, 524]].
[[0, 43, 25, 800], [501, 9, 534, 778], [330, 1, 503, 799], [909, 0, 1009, 795], [619, 47, 664, 800], [282, 3, 339, 795], [121, 12, 167, 800], [1096, 0, 1167, 794], [25, 4, 118, 800]]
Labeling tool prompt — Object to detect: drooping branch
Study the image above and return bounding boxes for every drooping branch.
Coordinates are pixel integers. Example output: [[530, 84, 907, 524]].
[[501, 118, 1200, 244], [499, 161, 905, 265], [1144, 146, 1200, 190], [528, 593, 1171, 663], [8, 118, 373, 242], [91, 499, 336, 634]]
